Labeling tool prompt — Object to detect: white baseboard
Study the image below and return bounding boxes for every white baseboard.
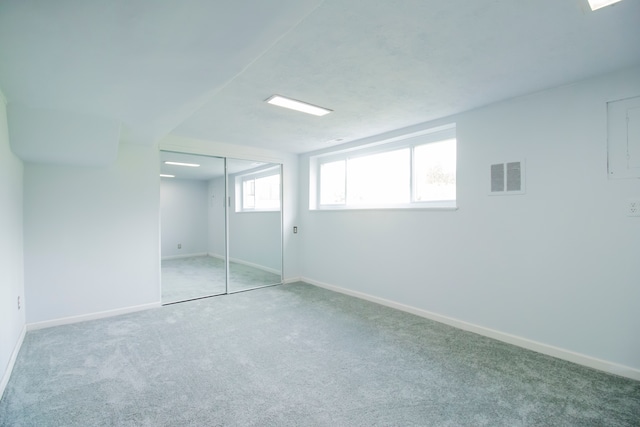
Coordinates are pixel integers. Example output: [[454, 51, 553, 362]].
[[283, 276, 302, 284], [208, 252, 281, 275], [0, 324, 26, 400], [207, 252, 224, 260], [161, 252, 207, 261], [26, 302, 161, 331], [301, 277, 640, 382], [229, 257, 280, 275]]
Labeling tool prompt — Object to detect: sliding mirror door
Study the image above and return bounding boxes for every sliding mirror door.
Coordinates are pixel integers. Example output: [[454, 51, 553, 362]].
[[227, 159, 283, 293], [160, 152, 227, 303]]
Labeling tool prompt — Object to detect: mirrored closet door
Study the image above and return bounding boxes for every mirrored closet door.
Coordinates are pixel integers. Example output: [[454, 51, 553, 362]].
[[160, 152, 227, 304], [227, 158, 283, 293], [160, 151, 283, 304]]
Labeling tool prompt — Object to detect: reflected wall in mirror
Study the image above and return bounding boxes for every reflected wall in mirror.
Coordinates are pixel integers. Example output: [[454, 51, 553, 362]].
[[227, 158, 283, 293], [160, 151, 227, 304]]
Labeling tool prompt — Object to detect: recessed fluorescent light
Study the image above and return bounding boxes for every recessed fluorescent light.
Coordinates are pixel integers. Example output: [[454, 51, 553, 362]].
[[588, 0, 623, 10], [164, 161, 200, 167], [160, 174, 175, 178], [265, 95, 332, 116]]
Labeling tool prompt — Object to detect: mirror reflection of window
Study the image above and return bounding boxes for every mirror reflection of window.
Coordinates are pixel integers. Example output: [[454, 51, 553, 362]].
[[237, 166, 281, 212]]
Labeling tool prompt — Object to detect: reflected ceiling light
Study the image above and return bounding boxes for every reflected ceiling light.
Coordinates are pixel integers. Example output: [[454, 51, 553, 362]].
[[160, 174, 175, 178], [164, 161, 200, 167], [265, 95, 332, 116], [588, 0, 623, 10]]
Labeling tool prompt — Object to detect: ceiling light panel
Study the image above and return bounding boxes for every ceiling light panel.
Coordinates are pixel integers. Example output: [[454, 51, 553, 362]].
[[588, 0, 623, 10], [266, 95, 332, 116], [164, 161, 200, 167], [160, 174, 175, 178]]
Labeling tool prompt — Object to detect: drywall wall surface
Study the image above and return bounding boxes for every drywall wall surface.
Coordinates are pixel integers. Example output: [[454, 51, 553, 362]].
[[160, 179, 208, 258], [282, 156, 299, 279], [24, 143, 160, 324], [298, 66, 640, 371], [160, 135, 300, 279], [0, 92, 25, 393]]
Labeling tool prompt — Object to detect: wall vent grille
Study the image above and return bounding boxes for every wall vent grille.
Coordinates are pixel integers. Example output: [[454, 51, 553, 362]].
[[490, 160, 525, 195]]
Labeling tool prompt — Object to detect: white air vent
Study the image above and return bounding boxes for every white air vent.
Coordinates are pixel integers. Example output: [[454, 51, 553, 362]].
[[489, 160, 525, 195]]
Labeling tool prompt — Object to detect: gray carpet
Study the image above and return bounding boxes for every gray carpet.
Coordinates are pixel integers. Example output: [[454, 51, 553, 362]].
[[1, 283, 639, 426], [161, 255, 281, 303]]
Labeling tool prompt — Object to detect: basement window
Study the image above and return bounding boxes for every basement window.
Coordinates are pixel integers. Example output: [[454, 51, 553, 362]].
[[310, 124, 456, 210], [236, 166, 281, 212]]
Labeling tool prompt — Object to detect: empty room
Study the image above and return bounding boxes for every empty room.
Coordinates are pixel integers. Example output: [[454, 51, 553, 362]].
[[1, 0, 639, 425]]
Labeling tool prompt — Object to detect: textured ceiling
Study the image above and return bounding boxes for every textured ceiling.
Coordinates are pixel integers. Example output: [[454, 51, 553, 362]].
[[1, 0, 639, 163]]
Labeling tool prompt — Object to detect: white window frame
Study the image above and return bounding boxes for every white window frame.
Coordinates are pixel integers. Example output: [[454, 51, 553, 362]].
[[235, 165, 281, 212], [310, 124, 456, 211]]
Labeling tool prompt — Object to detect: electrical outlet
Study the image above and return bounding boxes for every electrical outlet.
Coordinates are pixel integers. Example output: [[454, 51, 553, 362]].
[[293, 226, 298, 234], [178, 243, 182, 249], [17, 296, 21, 310], [628, 200, 640, 217]]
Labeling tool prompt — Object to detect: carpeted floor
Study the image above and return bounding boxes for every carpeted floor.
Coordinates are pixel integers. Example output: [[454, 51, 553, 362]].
[[161, 255, 281, 303], [1, 282, 639, 426]]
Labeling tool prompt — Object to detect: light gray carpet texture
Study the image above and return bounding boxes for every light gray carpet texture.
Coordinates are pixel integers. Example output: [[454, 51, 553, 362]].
[[1, 282, 638, 426], [161, 256, 281, 303]]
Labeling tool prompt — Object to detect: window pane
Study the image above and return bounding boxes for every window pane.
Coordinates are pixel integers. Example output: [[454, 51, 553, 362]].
[[347, 149, 410, 205], [414, 139, 456, 202], [243, 179, 255, 208], [320, 160, 346, 205], [254, 174, 280, 209]]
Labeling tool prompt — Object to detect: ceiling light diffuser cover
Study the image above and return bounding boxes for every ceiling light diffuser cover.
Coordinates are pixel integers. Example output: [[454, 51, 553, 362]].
[[266, 95, 332, 116], [588, 0, 623, 10], [164, 161, 200, 167]]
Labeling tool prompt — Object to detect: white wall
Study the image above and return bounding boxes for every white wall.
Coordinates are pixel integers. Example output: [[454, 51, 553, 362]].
[[24, 143, 161, 324], [160, 135, 300, 280], [161, 179, 208, 258], [299, 66, 640, 374], [0, 92, 25, 396]]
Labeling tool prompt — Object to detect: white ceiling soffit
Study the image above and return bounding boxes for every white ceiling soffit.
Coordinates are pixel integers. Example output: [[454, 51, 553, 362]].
[[1, 1, 639, 162], [8, 103, 120, 166], [0, 0, 324, 164]]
